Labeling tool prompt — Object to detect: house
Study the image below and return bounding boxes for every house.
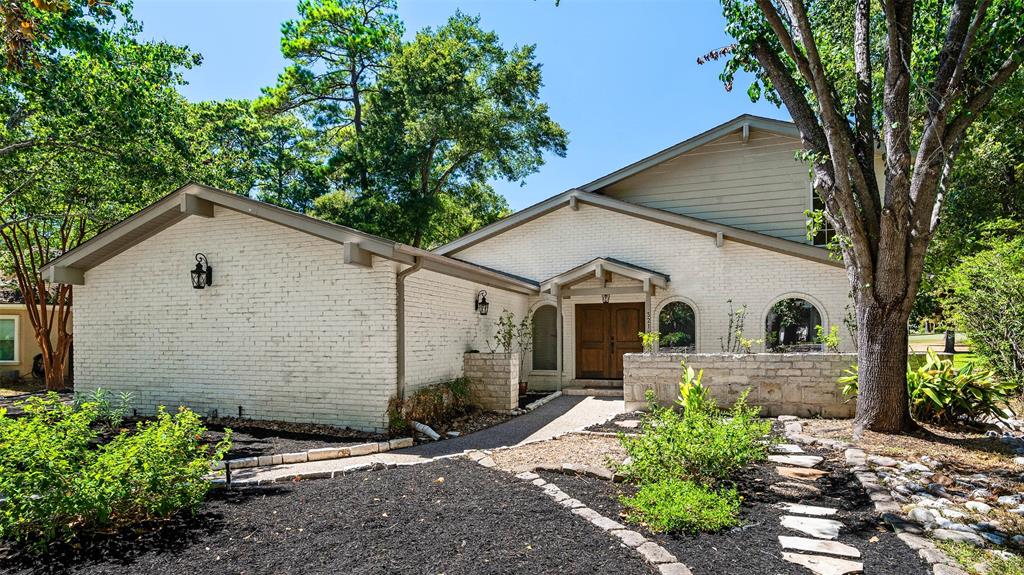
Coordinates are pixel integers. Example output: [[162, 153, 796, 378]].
[[41, 115, 855, 431], [0, 284, 73, 384]]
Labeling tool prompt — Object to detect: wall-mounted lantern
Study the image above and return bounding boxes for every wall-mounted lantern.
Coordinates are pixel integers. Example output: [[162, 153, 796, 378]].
[[475, 290, 489, 316], [602, 293, 610, 304], [191, 253, 213, 289]]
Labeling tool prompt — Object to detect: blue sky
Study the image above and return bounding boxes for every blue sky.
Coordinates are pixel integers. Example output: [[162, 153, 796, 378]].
[[133, 0, 789, 211]]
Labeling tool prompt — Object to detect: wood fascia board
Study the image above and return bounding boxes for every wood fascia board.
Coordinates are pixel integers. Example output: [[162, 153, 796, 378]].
[[579, 115, 800, 192], [190, 186, 405, 263], [577, 192, 840, 268], [431, 190, 576, 255], [540, 257, 669, 293], [562, 285, 648, 298], [43, 191, 186, 273]]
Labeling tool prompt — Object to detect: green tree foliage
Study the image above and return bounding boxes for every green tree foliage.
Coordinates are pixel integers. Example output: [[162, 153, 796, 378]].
[[259, 0, 404, 194], [263, 3, 566, 247], [0, 0, 201, 389], [939, 226, 1024, 388], [714, 0, 1024, 433]]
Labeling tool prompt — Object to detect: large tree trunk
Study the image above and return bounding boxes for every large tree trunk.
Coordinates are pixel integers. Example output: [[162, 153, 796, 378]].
[[852, 301, 915, 433]]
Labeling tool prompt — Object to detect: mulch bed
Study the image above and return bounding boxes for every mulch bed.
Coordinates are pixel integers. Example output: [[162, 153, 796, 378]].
[[539, 444, 931, 575], [423, 407, 514, 440], [582, 410, 644, 434], [3, 459, 656, 575]]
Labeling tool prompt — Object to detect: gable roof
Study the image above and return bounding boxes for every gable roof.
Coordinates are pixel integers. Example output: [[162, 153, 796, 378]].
[[580, 114, 800, 192], [539, 257, 669, 293], [433, 188, 840, 267], [41, 183, 539, 294]]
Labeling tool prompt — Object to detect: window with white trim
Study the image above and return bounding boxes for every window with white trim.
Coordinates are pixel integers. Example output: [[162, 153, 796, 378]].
[[0, 316, 17, 363]]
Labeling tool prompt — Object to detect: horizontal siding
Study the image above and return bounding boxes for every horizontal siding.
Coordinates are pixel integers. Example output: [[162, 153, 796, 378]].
[[602, 128, 813, 243]]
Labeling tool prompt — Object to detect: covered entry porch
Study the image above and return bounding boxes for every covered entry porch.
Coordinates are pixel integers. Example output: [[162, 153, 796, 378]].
[[533, 257, 669, 395]]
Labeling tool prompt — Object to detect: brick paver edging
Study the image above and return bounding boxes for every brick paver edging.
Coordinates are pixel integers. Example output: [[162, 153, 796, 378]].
[[780, 417, 968, 575], [211, 437, 415, 472], [465, 450, 692, 575]]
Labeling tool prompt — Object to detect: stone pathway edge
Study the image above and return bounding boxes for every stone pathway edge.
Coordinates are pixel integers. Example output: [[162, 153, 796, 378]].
[[212, 437, 415, 472], [780, 416, 967, 575], [466, 450, 692, 575]]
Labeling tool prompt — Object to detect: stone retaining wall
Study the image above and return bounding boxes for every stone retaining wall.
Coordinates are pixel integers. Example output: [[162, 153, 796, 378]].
[[624, 352, 857, 418], [463, 352, 520, 413]]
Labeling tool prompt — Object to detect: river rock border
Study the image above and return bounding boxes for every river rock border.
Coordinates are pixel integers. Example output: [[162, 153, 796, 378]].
[[465, 450, 692, 575], [780, 416, 967, 575], [212, 437, 415, 471]]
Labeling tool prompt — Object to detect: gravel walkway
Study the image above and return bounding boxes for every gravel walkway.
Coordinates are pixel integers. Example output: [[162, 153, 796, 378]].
[[6, 459, 655, 575], [234, 395, 623, 482]]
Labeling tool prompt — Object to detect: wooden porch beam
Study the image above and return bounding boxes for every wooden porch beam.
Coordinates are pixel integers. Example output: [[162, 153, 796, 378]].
[[343, 242, 374, 268], [45, 266, 85, 285], [180, 194, 215, 218]]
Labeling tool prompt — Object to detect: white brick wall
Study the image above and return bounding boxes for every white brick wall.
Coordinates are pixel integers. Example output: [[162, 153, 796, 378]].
[[453, 203, 853, 384], [75, 207, 398, 431], [403, 269, 528, 392]]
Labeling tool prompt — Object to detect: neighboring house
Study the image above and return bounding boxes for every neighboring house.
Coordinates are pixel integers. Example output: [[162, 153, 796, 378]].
[[0, 295, 72, 383], [42, 115, 854, 431]]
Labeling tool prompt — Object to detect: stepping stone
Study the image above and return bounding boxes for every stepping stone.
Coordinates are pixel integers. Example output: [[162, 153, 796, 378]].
[[772, 443, 805, 454], [781, 515, 844, 539], [779, 502, 838, 516], [769, 454, 825, 468], [777, 466, 828, 481], [779, 536, 861, 558], [770, 481, 822, 498], [782, 552, 863, 575], [609, 528, 647, 548], [658, 563, 693, 575], [636, 541, 676, 564], [930, 528, 985, 547], [615, 419, 640, 429]]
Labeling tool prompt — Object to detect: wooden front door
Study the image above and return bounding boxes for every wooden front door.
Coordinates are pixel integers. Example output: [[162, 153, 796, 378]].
[[575, 302, 645, 379]]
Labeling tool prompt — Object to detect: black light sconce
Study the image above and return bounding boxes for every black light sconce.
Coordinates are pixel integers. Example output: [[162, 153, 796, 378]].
[[602, 293, 610, 304], [191, 253, 213, 289], [475, 290, 489, 316]]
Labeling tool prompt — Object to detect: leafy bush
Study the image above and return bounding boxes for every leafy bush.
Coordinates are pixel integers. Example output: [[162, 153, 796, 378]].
[[815, 324, 841, 353], [0, 393, 230, 549], [621, 390, 773, 484], [677, 360, 709, 415], [940, 231, 1024, 389], [840, 350, 1016, 424], [621, 478, 741, 533], [387, 378, 472, 434], [74, 387, 134, 432]]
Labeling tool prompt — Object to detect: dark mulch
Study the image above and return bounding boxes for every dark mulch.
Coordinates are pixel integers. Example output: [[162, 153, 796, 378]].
[[583, 410, 645, 434], [426, 408, 514, 439], [518, 392, 551, 409], [539, 445, 930, 575], [2, 459, 655, 575]]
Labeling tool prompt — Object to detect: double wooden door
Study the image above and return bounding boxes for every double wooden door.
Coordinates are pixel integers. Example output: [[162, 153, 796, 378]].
[[575, 302, 644, 380]]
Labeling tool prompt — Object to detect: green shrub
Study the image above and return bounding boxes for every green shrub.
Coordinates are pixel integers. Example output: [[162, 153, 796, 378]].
[[676, 360, 709, 415], [387, 377, 472, 435], [621, 390, 773, 484], [0, 393, 230, 550], [840, 350, 1016, 424], [621, 478, 741, 533], [73, 387, 134, 432], [940, 231, 1024, 389]]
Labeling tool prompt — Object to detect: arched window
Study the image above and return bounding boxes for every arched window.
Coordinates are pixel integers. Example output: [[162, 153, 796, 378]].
[[532, 305, 557, 370], [658, 301, 696, 352], [765, 298, 823, 352]]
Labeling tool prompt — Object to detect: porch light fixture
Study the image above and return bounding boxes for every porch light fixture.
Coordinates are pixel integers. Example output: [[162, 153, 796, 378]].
[[191, 253, 213, 289], [602, 293, 610, 304], [475, 290, 489, 316]]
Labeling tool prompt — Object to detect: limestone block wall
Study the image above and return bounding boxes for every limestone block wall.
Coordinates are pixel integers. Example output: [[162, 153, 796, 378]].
[[463, 352, 519, 413], [624, 352, 857, 418]]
